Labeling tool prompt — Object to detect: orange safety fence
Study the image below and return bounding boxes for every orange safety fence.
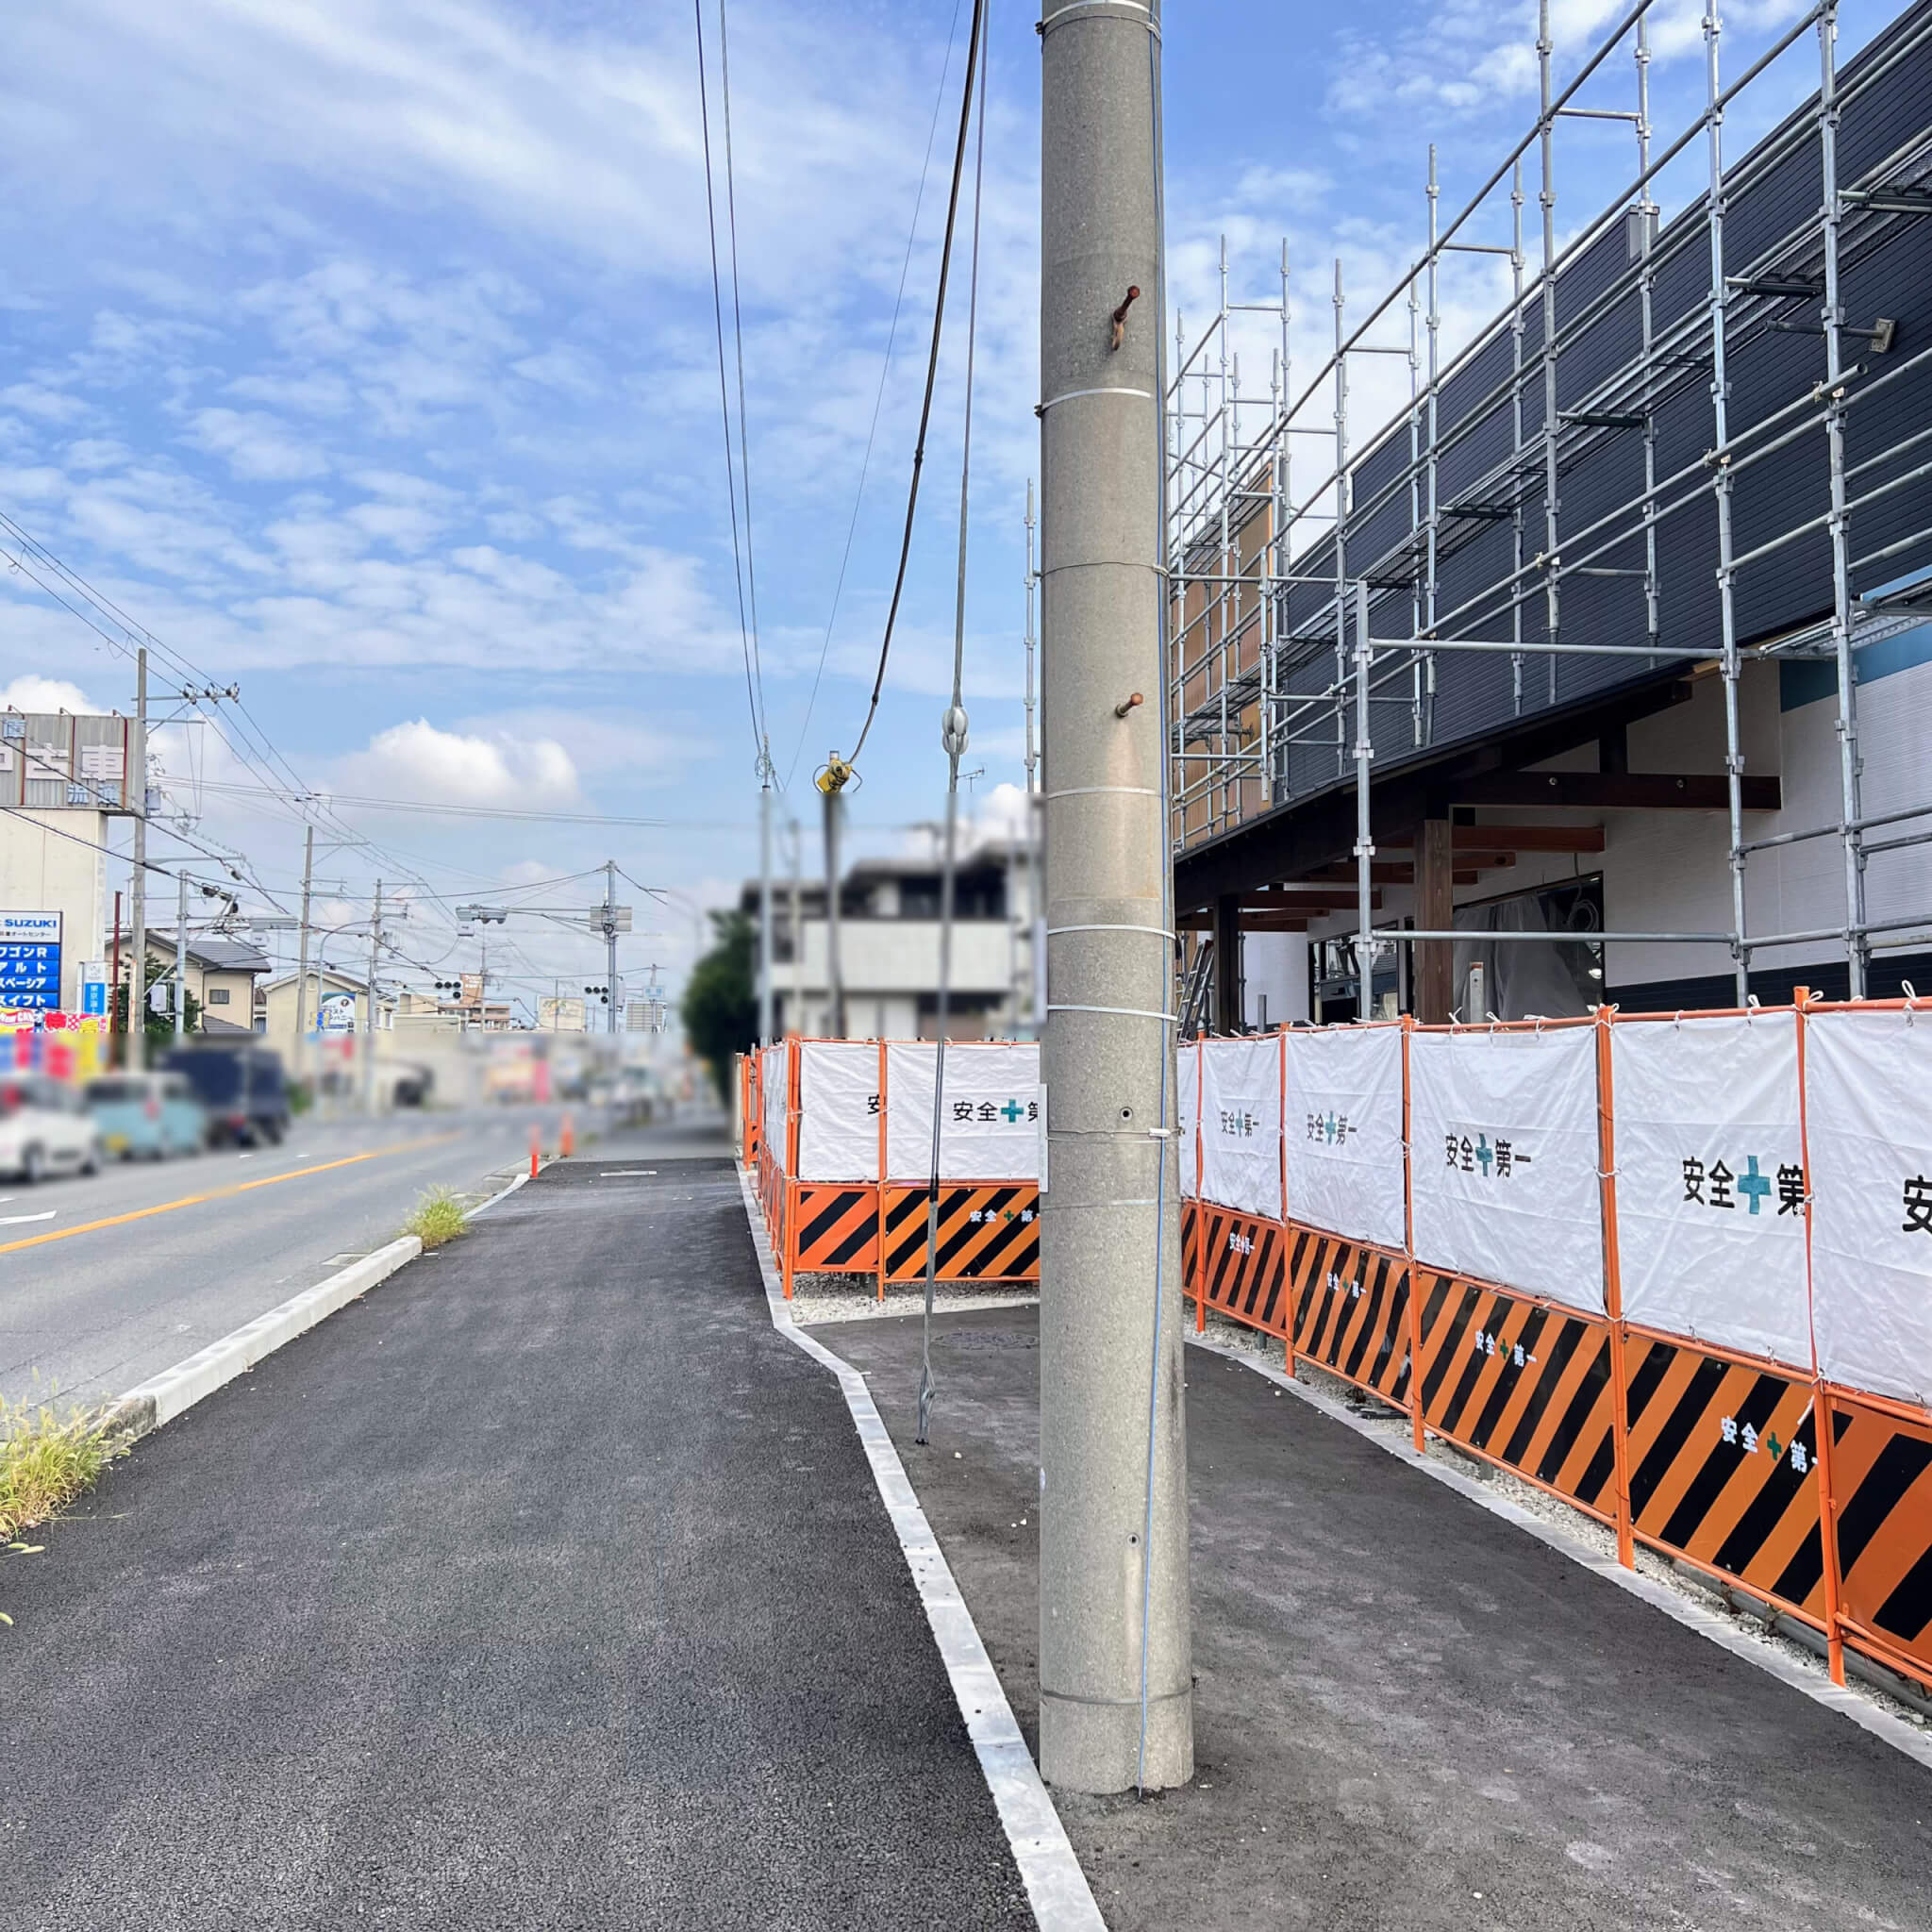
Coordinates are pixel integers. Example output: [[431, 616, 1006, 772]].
[[1176, 997, 1932, 1698], [747, 1036, 1041, 1303]]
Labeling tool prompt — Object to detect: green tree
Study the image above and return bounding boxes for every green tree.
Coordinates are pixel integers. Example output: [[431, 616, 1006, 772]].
[[681, 909, 757, 1100]]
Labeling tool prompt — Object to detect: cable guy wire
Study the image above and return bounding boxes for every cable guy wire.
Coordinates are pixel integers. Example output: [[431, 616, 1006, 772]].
[[915, 1, 990, 1451], [716, 0, 770, 759], [693, 0, 765, 757], [846, 0, 987, 771], [784, 0, 966, 793]]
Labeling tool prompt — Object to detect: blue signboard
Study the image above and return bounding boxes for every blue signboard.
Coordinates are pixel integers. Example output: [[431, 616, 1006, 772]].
[[0, 911, 61, 1010], [81, 978, 108, 1017]]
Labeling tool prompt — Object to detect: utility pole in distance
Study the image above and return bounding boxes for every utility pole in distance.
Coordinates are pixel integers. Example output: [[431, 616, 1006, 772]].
[[1038, 0, 1192, 1795], [758, 741, 774, 1046], [364, 880, 382, 1114], [604, 858, 620, 1036], [129, 648, 148, 1070], [293, 824, 314, 1091]]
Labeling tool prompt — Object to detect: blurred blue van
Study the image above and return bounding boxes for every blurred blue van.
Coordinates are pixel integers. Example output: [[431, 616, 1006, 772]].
[[84, 1072, 208, 1159]]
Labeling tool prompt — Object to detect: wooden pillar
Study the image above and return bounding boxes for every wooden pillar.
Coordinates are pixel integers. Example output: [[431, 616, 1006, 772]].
[[1213, 892, 1242, 1034], [1416, 819, 1455, 1023]]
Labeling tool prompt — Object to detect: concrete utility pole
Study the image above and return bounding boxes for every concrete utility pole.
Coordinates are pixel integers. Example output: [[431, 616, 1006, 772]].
[[1024, 479, 1045, 1032], [364, 880, 382, 1114], [174, 870, 188, 1042], [758, 742, 774, 1046], [129, 648, 148, 1069], [605, 858, 620, 1036], [293, 824, 314, 1088], [1038, 0, 1193, 1794], [789, 815, 802, 1035]]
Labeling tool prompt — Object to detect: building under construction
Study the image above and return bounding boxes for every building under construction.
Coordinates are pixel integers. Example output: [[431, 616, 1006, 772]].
[[1168, 0, 1932, 1026]]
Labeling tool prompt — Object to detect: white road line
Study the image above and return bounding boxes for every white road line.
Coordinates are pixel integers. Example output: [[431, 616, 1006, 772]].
[[1189, 1330, 1932, 1776], [0, 1209, 56, 1225], [736, 1164, 1104, 1932]]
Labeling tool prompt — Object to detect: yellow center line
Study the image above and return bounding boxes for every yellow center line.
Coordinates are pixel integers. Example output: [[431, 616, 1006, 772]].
[[0, 1131, 468, 1257]]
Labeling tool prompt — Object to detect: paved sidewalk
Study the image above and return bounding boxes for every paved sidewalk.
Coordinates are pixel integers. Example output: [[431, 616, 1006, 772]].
[[822, 1305, 1932, 1932], [5, 1152, 1032, 1930]]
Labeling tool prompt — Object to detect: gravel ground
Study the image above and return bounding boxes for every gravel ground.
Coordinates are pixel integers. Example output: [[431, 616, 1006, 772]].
[[1200, 1305, 1932, 1740], [789, 1270, 1039, 1327]]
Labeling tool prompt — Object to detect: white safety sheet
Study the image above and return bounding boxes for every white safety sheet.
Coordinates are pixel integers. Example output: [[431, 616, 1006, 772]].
[[1805, 1010, 1932, 1407], [1280, 1023, 1407, 1253], [1407, 1024, 1606, 1313], [885, 1041, 1041, 1183], [1197, 1036, 1284, 1222], [1178, 1042, 1200, 1199], [760, 1045, 788, 1174], [795, 1041, 881, 1181], [1609, 1014, 1811, 1367]]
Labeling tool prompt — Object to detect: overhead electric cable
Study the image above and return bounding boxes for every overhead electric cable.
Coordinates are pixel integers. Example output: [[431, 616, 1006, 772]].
[[693, 0, 765, 757], [845, 0, 988, 769], [715, 0, 769, 758], [783, 0, 967, 791]]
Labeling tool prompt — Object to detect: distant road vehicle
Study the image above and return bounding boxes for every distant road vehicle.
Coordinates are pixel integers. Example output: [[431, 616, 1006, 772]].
[[0, 1075, 102, 1182], [85, 1073, 208, 1160], [163, 1044, 291, 1147]]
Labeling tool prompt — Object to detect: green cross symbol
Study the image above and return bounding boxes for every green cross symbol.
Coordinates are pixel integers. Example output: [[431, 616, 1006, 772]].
[[1001, 1099, 1024, 1123]]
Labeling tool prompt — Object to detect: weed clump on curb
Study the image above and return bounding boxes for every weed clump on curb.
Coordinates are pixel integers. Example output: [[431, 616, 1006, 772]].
[[402, 1186, 469, 1251], [0, 1392, 123, 1541]]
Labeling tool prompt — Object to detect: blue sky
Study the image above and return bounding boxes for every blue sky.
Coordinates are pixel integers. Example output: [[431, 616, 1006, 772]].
[[0, 0, 1890, 1011]]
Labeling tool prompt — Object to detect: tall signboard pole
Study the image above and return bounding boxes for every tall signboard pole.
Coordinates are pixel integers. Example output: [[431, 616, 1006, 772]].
[[1038, 0, 1193, 1792]]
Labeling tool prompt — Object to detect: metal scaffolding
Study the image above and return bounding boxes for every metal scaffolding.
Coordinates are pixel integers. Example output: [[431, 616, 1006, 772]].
[[1166, 0, 1932, 1008]]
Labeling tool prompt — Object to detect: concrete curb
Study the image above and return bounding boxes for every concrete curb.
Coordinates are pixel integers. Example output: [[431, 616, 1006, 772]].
[[96, 1236, 424, 1445], [1188, 1328, 1932, 1776], [735, 1165, 1106, 1932]]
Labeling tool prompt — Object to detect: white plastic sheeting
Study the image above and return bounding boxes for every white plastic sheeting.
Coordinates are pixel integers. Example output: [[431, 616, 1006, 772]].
[[1806, 1011, 1932, 1407], [1178, 1043, 1200, 1199], [885, 1041, 1041, 1182], [1197, 1036, 1284, 1221], [795, 1041, 881, 1181], [1408, 1024, 1606, 1312], [1280, 1024, 1407, 1252], [1610, 1015, 1811, 1367], [761, 1045, 788, 1174]]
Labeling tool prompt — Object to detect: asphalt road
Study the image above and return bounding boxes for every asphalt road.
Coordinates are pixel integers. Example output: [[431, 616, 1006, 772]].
[[4, 1149, 1033, 1930], [823, 1306, 1932, 1932], [0, 1104, 621, 1410]]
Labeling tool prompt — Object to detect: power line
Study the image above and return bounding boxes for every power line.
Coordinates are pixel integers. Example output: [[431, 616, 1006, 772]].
[[716, 0, 768, 764], [784, 0, 967, 792], [693, 0, 764, 758], [184, 778, 730, 828], [846, 0, 988, 770]]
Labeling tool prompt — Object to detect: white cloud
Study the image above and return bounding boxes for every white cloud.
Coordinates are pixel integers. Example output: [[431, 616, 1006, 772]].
[[0, 673, 98, 712], [337, 717, 581, 809], [186, 408, 331, 482]]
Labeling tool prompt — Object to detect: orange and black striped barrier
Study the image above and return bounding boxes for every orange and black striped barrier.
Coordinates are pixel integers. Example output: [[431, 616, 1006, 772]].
[[881, 1184, 1041, 1284], [1291, 1230, 1411, 1413]]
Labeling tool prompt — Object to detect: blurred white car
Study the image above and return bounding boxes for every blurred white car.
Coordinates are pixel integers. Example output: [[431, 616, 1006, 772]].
[[0, 1075, 102, 1182]]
